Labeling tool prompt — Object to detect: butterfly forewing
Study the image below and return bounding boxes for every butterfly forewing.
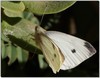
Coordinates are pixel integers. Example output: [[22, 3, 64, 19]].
[[35, 26, 64, 73]]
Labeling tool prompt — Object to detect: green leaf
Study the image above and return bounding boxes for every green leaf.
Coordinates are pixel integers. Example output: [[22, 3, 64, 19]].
[[1, 33, 9, 42], [1, 1, 25, 12], [17, 46, 29, 63], [22, 12, 39, 25], [2, 40, 29, 65], [30, 16, 40, 25], [2, 20, 42, 54], [23, 1, 76, 15], [1, 1, 25, 17], [38, 54, 48, 69], [22, 12, 34, 19], [6, 43, 17, 65], [3, 10, 23, 17], [1, 40, 7, 59]]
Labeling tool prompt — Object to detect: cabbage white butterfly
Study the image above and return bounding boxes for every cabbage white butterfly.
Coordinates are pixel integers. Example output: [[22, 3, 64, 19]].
[[35, 26, 96, 74]]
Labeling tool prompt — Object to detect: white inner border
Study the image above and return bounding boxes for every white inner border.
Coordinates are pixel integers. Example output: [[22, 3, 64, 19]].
[[0, 0, 99, 77]]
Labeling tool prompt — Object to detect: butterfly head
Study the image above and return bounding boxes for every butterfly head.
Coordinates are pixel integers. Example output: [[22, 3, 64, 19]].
[[35, 26, 46, 35]]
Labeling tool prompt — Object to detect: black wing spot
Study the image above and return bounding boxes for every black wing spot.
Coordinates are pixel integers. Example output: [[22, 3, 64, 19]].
[[71, 49, 76, 53], [84, 42, 96, 53], [54, 54, 56, 58], [52, 44, 55, 49], [52, 59, 54, 61]]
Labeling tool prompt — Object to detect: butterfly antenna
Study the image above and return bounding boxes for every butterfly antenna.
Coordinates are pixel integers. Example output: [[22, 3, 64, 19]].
[[40, 5, 48, 26], [33, 5, 48, 53]]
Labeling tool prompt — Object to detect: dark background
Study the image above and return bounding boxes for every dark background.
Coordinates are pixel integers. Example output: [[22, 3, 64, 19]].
[[1, 1, 99, 77]]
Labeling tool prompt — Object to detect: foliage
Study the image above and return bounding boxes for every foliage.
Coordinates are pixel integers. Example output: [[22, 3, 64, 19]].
[[1, 1, 76, 69], [23, 1, 76, 15]]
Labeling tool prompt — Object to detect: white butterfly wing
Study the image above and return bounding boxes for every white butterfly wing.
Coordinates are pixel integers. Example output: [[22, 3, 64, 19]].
[[45, 31, 96, 70]]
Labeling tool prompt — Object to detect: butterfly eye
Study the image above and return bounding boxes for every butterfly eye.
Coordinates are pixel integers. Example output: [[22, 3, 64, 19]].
[[71, 49, 76, 53]]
